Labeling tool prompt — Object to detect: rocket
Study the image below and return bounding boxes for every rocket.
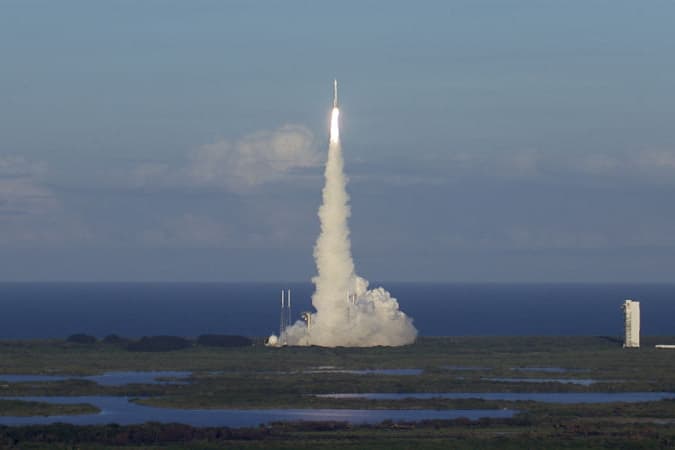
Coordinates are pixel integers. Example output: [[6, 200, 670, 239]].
[[329, 80, 341, 143], [333, 79, 338, 108]]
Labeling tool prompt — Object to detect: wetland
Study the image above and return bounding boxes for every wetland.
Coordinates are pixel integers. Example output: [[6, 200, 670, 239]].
[[1, 335, 674, 448]]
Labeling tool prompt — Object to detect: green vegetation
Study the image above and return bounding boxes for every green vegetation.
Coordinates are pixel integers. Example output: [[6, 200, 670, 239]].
[[1, 417, 674, 449], [125, 335, 192, 352], [1, 336, 675, 448], [196, 334, 253, 348], [102, 334, 129, 345], [0, 399, 99, 417], [2, 336, 675, 408], [3, 335, 675, 375], [65, 334, 97, 345]]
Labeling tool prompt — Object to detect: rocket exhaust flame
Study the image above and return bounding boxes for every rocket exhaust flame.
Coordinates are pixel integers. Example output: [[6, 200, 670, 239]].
[[330, 80, 339, 143], [330, 107, 340, 144], [271, 81, 417, 347]]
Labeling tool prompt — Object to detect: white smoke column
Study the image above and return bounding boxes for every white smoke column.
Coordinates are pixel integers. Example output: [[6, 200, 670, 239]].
[[284, 99, 417, 347], [310, 107, 356, 342]]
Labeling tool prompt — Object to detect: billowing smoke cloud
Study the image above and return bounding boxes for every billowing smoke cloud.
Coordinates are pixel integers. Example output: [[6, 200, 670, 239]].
[[277, 106, 417, 347]]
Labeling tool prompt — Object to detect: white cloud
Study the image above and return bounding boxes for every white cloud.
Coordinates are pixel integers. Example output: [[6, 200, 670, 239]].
[[188, 124, 319, 190], [0, 155, 56, 216], [566, 149, 675, 181], [0, 155, 92, 246], [436, 148, 675, 183], [127, 124, 320, 192], [0, 155, 47, 177], [635, 150, 675, 171]]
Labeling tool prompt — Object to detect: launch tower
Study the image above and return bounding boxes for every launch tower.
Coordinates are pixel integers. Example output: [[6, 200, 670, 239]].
[[622, 299, 640, 348]]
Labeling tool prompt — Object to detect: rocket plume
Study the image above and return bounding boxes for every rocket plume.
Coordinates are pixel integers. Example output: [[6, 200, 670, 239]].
[[330, 107, 340, 144], [279, 81, 417, 347]]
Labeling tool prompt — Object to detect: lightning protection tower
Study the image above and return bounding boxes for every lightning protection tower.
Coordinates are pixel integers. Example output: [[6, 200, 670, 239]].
[[279, 289, 292, 345], [622, 299, 640, 348]]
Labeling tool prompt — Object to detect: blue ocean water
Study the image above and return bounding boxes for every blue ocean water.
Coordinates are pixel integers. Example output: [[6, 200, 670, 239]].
[[0, 283, 673, 339]]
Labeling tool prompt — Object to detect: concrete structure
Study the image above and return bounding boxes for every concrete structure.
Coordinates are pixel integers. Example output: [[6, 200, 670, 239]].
[[622, 299, 640, 348]]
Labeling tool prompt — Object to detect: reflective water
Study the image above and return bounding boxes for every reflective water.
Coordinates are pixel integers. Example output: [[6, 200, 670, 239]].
[[483, 377, 598, 386], [0, 371, 191, 386], [319, 392, 675, 403], [511, 367, 589, 373], [85, 371, 191, 386], [0, 375, 69, 383], [304, 369, 423, 376], [0, 396, 516, 426], [442, 366, 490, 371]]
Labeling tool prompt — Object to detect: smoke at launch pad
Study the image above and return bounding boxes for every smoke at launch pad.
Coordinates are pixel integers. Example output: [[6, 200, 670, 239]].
[[268, 81, 417, 347]]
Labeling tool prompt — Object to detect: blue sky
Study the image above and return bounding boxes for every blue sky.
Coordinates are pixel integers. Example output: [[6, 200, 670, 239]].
[[1, 1, 675, 281]]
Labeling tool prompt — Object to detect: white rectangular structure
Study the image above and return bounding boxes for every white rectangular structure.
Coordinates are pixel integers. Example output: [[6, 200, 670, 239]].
[[622, 299, 640, 348]]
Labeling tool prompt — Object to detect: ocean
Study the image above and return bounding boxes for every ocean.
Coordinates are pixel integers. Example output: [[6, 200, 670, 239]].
[[0, 283, 673, 339]]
